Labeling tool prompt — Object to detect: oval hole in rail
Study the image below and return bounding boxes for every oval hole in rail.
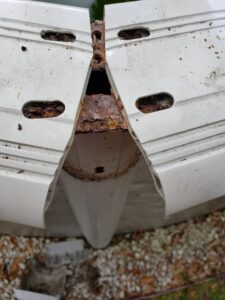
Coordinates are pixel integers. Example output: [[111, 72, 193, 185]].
[[118, 27, 150, 40], [136, 93, 174, 114], [22, 101, 65, 119], [41, 31, 76, 42]]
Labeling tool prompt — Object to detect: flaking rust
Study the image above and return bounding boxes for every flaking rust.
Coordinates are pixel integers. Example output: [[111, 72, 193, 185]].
[[91, 21, 105, 70], [76, 21, 127, 133], [76, 94, 127, 133]]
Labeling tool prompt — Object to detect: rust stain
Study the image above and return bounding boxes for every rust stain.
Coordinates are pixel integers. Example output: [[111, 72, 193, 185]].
[[22, 101, 65, 119], [76, 94, 127, 133], [64, 22, 136, 181], [91, 21, 105, 70], [76, 21, 128, 133]]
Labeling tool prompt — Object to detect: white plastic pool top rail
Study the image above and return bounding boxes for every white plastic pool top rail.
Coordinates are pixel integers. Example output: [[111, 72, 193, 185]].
[[2, 0, 225, 250], [105, 0, 225, 214], [0, 0, 92, 227]]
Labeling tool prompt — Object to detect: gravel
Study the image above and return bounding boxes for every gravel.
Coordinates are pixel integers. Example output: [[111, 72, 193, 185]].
[[1, 209, 225, 299]]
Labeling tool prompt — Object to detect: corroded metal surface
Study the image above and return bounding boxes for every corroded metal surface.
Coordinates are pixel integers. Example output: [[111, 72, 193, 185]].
[[76, 94, 127, 133], [75, 21, 127, 133], [91, 21, 105, 70]]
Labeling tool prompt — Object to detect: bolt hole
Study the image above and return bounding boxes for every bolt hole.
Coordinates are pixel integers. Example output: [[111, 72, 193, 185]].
[[93, 53, 103, 64], [41, 31, 75, 43], [22, 101, 65, 119], [92, 30, 102, 41], [136, 93, 174, 114], [21, 46, 27, 52], [118, 27, 150, 40], [95, 166, 105, 174]]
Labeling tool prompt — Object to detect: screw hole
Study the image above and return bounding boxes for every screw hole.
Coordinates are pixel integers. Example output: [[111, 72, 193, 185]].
[[93, 53, 103, 64], [136, 93, 174, 114], [22, 101, 65, 119], [21, 46, 27, 52], [41, 31, 75, 43], [92, 30, 102, 41], [118, 27, 150, 40], [95, 166, 105, 173]]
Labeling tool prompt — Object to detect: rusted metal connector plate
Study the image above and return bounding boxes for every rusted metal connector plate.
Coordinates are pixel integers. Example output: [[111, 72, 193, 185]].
[[91, 21, 105, 70], [76, 94, 127, 133], [76, 21, 127, 133]]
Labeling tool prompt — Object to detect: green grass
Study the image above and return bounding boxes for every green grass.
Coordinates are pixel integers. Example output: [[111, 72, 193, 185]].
[[35, 0, 139, 21], [153, 278, 225, 300], [90, 0, 137, 21]]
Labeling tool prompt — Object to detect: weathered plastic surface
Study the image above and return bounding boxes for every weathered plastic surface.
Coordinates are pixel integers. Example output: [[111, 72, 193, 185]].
[[0, 0, 92, 227], [14, 289, 59, 300], [105, 0, 225, 215], [61, 131, 139, 248]]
